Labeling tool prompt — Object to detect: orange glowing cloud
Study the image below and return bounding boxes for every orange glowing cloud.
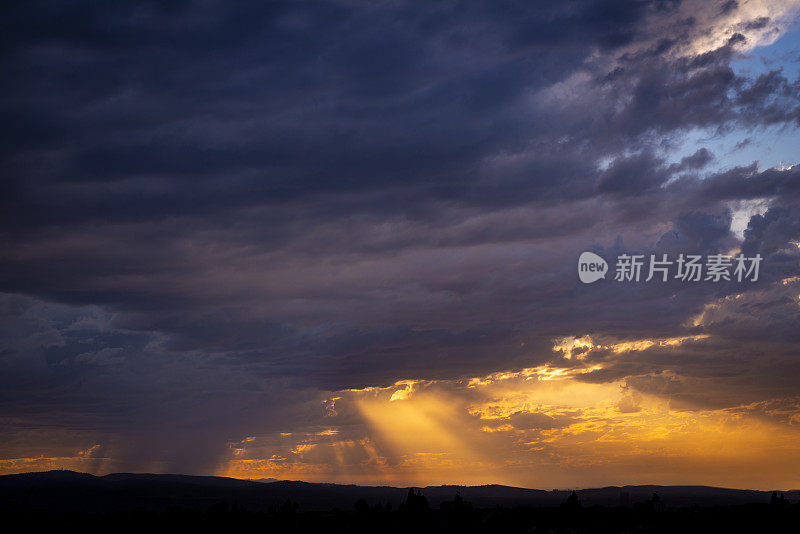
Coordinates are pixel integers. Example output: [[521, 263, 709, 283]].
[[213, 332, 800, 490]]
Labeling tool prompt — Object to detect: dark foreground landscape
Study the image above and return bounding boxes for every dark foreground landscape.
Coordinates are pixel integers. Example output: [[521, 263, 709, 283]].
[[2, 471, 799, 533]]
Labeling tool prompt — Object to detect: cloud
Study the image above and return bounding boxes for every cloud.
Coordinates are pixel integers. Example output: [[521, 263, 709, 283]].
[[1, 1, 800, 483]]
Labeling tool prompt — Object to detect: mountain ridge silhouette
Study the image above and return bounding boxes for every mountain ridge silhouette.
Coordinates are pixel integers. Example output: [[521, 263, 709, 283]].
[[1, 470, 797, 512]]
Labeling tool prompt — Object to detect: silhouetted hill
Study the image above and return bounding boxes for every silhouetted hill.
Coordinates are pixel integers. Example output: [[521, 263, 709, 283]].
[[102, 472, 258, 487], [0, 470, 797, 513]]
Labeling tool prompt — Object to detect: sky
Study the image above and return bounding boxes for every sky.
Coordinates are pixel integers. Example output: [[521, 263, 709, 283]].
[[2, 0, 800, 491]]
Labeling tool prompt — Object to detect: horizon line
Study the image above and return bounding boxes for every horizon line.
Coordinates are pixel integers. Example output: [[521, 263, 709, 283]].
[[5, 468, 799, 494]]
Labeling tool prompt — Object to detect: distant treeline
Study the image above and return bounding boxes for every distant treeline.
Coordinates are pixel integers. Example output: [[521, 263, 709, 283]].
[[3, 487, 800, 533]]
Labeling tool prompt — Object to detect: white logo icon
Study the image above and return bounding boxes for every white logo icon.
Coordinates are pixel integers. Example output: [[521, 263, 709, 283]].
[[578, 251, 608, 283]]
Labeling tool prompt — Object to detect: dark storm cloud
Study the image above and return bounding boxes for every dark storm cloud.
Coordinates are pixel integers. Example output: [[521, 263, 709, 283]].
[[720, 1, 739, 16], [2, 1, 794, 230], [2, 0, 800, 472], [672, 147, 714, 171], [596, 150, 672, 195], [701, 164, 800, 201], [0, 0, 652, 226]]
